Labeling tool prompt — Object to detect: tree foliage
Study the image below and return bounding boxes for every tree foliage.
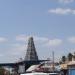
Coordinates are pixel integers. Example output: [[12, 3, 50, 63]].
[[62, 56, 66, 63], [0, 67, 5, 75], [0, 67, 10, 75], [68, 53, 73, 61]]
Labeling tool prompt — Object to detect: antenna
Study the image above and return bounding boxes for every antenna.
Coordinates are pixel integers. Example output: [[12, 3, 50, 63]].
[[52, 51, 55, 72]]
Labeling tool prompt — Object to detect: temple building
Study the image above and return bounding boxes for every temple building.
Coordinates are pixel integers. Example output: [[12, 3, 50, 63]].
[[18, 37, 39, 73]]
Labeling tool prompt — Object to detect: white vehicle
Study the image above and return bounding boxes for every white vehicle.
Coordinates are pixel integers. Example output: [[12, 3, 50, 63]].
[[20, 72, 60, 75]]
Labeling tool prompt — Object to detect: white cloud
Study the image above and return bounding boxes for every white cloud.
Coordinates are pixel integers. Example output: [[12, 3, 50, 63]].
[[0, 37, 7, 43], [16, 35, 62, 47], [16, 35, 30, 42], [16, 35, 48, 43], [45, 39, 62, 46], [10, 44, 27, 55], [58, 0, 74, 3], [0, 54, 4, 57], [48, 8, 75, 15], [33, 36, 48, 42], [68, 37, 75, 43], [0, 35, 63, 62], [0, 43, 27, 62]]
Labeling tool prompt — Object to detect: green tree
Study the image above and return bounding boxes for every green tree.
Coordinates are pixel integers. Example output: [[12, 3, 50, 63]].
[[72, 52, 75, 61], [61, 56, 66, 63], [0, 67, 10, 75], [68, 53, 73, 61], [0, 67, 5, 75]]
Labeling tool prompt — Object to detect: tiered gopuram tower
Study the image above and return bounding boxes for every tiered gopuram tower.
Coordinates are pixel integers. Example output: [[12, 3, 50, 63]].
[[25, 37, 38, 61]]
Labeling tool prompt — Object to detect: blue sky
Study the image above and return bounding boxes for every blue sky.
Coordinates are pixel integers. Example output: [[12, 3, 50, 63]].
[[0, 0, 75, 63]]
